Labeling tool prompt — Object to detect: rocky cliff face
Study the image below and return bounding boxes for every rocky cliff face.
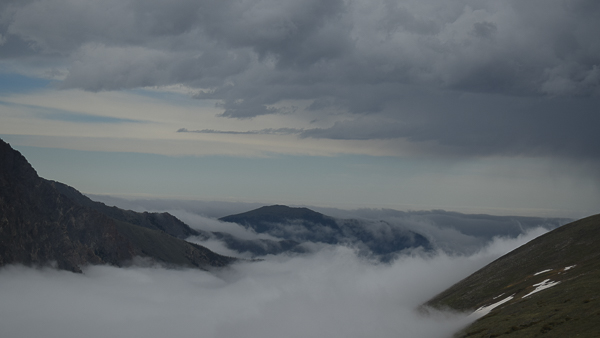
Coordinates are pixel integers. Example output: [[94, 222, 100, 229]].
[[0, 139, 234, 272]]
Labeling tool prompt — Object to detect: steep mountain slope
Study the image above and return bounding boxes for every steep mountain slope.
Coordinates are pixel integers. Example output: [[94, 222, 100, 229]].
[[50, 181, 201, 239], [47, 181, 306, 258], [0, 139, 235, 272], [425, 213, 600, 337], [50, 185, 307, 259], [220, 205, 432, 260]]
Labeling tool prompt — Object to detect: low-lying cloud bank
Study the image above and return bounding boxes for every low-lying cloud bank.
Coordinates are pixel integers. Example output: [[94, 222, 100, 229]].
[[0, 229, 547, 338]]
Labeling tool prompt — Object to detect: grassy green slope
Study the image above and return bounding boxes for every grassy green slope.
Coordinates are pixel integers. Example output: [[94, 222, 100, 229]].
[[425, 213, 600, 337]]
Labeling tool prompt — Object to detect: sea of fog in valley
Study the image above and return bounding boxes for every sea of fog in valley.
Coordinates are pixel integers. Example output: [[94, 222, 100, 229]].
[[0, 198, 555, 338]]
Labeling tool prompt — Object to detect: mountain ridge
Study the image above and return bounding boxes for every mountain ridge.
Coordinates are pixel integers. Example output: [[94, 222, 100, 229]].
[[220, 204, 340, 232], [0, 138, 235, 272], [49, 180, 202, 239], [220, 204, 432, 260], [424, 213, 600, 337]]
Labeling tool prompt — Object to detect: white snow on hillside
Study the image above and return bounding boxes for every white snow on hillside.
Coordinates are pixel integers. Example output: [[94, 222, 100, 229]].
[[470, 295, 514, 318], [522, 279, 560, 298]]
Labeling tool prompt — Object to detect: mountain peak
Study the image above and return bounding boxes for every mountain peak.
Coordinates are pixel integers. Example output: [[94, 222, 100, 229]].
[[219, 204, 432, 258], [239, 204, 327, 219], [219, 204, 338, 232], [0, 138, 235, 272], [0, 139, 39, 185]]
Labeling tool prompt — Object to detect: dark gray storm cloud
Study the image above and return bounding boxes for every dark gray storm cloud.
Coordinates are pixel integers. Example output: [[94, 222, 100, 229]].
[[2, 0, 599, 159], [299, 93, 600, 159]]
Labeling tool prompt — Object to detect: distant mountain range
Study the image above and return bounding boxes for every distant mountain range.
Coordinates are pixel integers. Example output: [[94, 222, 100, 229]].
[[0, 136, 431, 270], [90, 194, 569, 257], [0, 139, 235, 272], [49, 180, 307, 258], [220, 205, 432, 261], [424, 213, 600, 337], [0, 135, 569, 271]]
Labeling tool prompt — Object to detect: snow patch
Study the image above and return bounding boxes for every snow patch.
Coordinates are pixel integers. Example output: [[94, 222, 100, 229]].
[[563, 265, 576, 271], [533, 269, 552, 276], [470, 295, 514, 318], [522, 279, 560, 298]]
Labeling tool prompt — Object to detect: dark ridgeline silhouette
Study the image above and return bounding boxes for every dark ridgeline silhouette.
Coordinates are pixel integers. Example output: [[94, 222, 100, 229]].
[[220, 204, 432, 261], [0, 138, 235, 272]]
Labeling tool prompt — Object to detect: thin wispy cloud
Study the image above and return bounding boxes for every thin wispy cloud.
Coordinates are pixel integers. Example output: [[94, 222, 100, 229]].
[[178, 118, 409, 140], [178, 127, 302, 136], [39, 112, 144, 124]]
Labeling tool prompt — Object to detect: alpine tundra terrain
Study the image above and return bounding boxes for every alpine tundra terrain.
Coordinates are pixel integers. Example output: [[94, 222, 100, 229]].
[[424, 213, 600, 337]]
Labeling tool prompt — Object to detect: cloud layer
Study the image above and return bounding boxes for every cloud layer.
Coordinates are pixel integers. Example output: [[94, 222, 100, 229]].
[[0, 229, 547, 338], [4, 0, 599, 95], [2, 0, 599, 161]]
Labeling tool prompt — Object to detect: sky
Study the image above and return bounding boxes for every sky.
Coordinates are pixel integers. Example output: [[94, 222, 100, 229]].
[[0, 228, 547, 338], [1, 0, 599, 218]]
